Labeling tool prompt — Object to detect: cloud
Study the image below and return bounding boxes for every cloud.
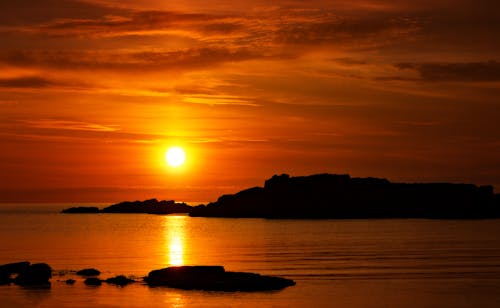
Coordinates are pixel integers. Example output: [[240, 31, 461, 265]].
[[0, 75, 97, 91], [333, 57, 368, 66], [0, 0, 125, 26], [273, 15, 420, 46], [0, 76, 55, 88], [182, 95, 260, 107], [395, 61, 500, 82], [39, 10, 214, 34], [13, 9, 248, 41], [24, 119, 120, 132], [201, 22, 245, 35], [2, 3, 423, 52], [0, 47, 262, 72]]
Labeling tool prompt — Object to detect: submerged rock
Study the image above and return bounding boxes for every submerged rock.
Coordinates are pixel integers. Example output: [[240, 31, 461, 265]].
[[144, 266, 295, 291], [105, 275, 135, 286], [77, 268, 101, 276], [84, 277, 102, 286], [13, 263, 52, 286], [65, 279, 76, 285]]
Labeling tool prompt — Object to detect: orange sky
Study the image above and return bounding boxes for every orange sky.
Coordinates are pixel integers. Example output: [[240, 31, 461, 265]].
[[1, 0, 500, 203]]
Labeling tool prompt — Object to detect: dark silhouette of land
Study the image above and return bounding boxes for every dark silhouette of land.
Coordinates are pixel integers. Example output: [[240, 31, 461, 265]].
[[61, 206, 100, 213], [62, 174, 500, 219], [189, 174, 500, 219], [101, 199, 191, 214], [62, 199, 191, 214]]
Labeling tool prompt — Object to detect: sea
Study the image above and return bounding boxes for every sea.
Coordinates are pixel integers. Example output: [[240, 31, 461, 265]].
[[1, 203, 500, 307]]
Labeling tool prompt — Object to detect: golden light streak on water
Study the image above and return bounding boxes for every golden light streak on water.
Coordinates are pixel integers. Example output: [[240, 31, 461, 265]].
[[165, 215, 187, 266]]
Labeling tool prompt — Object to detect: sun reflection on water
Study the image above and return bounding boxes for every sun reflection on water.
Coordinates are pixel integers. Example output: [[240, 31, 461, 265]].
[[165, 215, 187, 266], [169, 235, 184, 266]]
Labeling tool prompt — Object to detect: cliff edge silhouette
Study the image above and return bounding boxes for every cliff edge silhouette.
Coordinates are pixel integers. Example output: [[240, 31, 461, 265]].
[[190, 174, 500, 219]]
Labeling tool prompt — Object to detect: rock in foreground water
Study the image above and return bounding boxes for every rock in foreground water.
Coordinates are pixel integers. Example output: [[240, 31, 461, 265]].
[[0, 262, 30, 285], [13, 263, 52, 286], [77, 268, 101, 276], [145, 266, 295, 291], [105, 275, 135, 286], [84, 277, 102, 286]]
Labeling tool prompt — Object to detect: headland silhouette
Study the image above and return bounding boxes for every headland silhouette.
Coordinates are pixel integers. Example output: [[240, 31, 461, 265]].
[[191, 174, 500, 218], [63, 174, 500, 219]]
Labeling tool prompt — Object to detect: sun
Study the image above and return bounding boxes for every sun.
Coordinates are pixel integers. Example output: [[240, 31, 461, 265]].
[[165, 146, 186, 168]]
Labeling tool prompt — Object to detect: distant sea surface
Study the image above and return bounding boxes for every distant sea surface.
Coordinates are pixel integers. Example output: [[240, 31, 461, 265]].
[[1, 203, 500, 307]]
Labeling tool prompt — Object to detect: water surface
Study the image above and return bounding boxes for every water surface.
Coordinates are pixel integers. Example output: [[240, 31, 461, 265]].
[[1, 204, 499, 307]]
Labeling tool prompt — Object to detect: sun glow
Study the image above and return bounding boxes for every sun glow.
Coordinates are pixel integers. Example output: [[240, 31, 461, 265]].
[[165, 146, 186, 168]]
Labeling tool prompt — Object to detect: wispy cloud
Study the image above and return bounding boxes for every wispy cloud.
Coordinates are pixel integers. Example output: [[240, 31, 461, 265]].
[[0, 47, 262, 72], [35, 10, 222, 37], [395, 61, 500, 82], [0, 0, 125, 26], [0, 76, 55, 88], [182, 95, 260, 107], [24, 119, 120, 132]]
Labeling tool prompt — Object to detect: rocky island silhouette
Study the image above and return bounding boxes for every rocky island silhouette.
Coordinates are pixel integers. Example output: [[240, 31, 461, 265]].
[[63, 174, 500, 219], [62, 199, 191, 214]]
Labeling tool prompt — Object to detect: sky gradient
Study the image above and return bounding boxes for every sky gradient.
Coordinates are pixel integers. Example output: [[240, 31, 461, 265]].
[[1, 0, 499, 203]]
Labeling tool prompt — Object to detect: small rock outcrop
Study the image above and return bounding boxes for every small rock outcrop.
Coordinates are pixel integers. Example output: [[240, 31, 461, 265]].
[[76, 268, 101, 276], [13, 263, 52, 286], [1, 262, 25, 284], [0, 261, 30, 274], [105, 275, 135, 286], [144, 266, 295, 291], [0, 261, 30, 285], [84, 277, 102, 286], [1, 262, 294, 292]]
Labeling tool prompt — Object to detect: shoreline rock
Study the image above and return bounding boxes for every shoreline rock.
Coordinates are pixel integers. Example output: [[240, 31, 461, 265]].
[[13, 263, 52, 286], [1, 262, 294, 292], [145, 266, 295, 291], [105, 275, 135, 286], [84, 277, 102, 286], [76, 268, 101, 276], [0, 261, 30, 285]]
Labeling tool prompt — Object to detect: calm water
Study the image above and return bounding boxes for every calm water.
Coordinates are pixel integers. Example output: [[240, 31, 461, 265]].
[[1, 204, 500, 307]]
